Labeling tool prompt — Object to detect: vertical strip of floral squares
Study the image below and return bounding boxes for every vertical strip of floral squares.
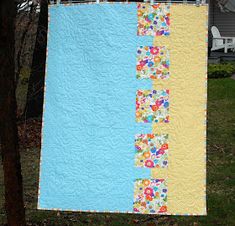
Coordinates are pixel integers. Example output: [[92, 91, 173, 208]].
[[134, 3, 170, 214]]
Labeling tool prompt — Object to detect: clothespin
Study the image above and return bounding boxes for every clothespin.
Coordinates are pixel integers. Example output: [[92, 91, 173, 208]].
[[196, 0, 201, 7]]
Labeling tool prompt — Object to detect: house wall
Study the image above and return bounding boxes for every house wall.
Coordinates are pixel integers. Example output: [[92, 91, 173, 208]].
[[208, 0, 235, 46]]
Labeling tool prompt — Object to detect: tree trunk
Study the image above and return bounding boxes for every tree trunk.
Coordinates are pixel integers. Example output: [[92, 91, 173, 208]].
[[0, 0, 26, 225], [25, 0, 48, 118]]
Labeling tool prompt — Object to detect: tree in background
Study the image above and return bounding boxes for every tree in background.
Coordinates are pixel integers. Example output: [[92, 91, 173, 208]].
[[0, 0, 26, 225], [25, 0, 48, 118], [15, 0, 39, 118]]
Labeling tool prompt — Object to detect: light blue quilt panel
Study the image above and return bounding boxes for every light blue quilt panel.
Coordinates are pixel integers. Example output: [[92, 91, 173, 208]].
[[39, 3, 153, 212]]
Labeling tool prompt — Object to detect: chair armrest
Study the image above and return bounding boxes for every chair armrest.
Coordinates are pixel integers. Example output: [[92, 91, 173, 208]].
[[212, 37, 226, 40], [221, 36, 235, 40], [213, 37, 235, 44]]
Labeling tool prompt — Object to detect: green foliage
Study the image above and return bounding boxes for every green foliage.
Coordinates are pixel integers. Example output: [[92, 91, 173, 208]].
[[208, 63, 235, 79]]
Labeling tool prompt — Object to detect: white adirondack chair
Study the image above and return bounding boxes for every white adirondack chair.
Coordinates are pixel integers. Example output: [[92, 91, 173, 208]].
[[211, 26, 235, 53]]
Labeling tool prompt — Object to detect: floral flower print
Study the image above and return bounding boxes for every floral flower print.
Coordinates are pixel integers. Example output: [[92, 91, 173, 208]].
[[144, 187, 154, 196], [136, 90, 169, 123], [137, 3, 170, 36], [145, 159, 154, 168], [133, 179, 167, 214], [135, 134, 169, 168], [136, 46, 170, 80]]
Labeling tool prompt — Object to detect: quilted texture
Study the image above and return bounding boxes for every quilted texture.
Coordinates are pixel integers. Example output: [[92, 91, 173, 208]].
[[38, 3, 208, 215], [39, 3, 153, 212]]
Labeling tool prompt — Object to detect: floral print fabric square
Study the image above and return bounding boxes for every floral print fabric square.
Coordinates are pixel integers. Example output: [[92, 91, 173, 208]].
[[133, 179, 167, 214], [136, 46, 170, 80], [135, 134, 168, 168], [136, 90, 169, 123], [137, 3, 170, 36]]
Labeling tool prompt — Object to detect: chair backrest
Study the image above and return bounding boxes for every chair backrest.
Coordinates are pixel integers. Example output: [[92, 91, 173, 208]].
[[211, 26, 223, 46]]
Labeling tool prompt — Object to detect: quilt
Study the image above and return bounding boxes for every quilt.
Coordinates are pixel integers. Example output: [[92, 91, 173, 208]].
[[38, 2, 208, 215]]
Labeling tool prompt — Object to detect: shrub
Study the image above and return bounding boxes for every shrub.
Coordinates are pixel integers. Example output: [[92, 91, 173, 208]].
[[208, 63, 235, 79]]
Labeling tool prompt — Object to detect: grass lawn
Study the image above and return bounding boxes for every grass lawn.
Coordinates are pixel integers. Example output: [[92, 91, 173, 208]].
[[0, 78, 235, 226]]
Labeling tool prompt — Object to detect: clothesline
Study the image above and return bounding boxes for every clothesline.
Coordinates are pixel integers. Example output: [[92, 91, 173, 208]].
[[51, 0, 205, 6]]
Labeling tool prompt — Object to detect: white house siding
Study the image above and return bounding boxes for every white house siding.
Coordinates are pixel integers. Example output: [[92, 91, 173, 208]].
[[209, 0, 235, 38]]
